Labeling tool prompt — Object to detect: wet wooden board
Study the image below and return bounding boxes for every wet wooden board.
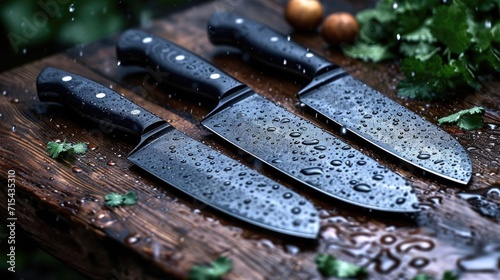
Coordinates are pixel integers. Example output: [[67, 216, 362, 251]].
[[1, 0, 499, 279]]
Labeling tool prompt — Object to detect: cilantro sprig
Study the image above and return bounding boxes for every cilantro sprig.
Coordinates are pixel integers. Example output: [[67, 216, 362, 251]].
[[343, 0, 499, 99], [315, 254, 367, 279], [104, 191, 138, 207], [188, 256, 232, 280], [438, 106, 485, 130], [46, 139, 88, 159]]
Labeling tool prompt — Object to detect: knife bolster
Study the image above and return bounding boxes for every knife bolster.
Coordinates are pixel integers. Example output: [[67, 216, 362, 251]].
[[297, 69, 348, 97], [203, 87, 255, 119]]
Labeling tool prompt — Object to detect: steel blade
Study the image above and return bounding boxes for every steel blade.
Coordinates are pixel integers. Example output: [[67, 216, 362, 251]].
[[206, 12, 472, 185], [202, 94, 420, 213], [128, 127, 319, 238], [299, 75, 472, 184]]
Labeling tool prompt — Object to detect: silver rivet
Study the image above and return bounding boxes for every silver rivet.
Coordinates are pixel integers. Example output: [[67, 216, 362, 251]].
[[306, 53, 314, 58], [130, 109, 140, 115], [210, 73, 220, 79], [235, 18, 244, 24], [96, 92, 106, 98], [270, 37, 279, 42], [175, 55, 185, 61], [62, 76, 72, 82], [142, 37, 152, 44]]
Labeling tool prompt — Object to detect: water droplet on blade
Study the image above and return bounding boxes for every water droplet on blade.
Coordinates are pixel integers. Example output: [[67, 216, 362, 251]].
[[353, 184, 372, 193], [417, 153, 431, 160], [300, 167, 324, 176]]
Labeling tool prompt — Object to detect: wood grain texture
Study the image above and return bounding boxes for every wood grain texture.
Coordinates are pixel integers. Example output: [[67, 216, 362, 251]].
[[1, 0, 499, 279]]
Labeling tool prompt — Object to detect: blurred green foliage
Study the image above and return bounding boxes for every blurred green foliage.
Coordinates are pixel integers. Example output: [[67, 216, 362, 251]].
[[0, 0, 193, 72]]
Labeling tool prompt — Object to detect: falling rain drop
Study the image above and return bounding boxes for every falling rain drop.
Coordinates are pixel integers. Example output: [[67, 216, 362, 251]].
[[69, 3, 75, 12]]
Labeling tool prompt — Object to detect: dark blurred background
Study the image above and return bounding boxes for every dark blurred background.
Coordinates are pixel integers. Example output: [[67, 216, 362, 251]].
[[0, 0, 200, 73], [0, 0, 196, 278]]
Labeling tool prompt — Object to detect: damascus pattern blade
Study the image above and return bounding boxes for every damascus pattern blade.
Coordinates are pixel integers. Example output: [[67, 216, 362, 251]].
[[300, 75, 472, 184], [203, 94, 420, 213]]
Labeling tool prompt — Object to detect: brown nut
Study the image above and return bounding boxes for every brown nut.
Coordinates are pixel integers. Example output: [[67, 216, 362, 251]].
[[285, 0, 324, 31], [321, 12, 359, 45]]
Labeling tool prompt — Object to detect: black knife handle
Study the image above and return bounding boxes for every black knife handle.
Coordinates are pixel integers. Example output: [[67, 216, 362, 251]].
[[117, 29, 248, 104], [37, 67, 165, 137], [208, 12, 337, 80]]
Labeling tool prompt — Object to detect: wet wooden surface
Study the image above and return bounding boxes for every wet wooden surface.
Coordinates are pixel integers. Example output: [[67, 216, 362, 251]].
[[1, 0, 499, 279]]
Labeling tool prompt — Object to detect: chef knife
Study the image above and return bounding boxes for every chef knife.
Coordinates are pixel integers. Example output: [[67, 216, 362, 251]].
[[207, 12, 472, 185], [116, 30, 419, 213], [36, 66, 320, 239]]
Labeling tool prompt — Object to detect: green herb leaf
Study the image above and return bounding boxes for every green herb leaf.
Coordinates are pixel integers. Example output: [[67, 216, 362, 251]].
[[104, 192, 124, 207], [399, 42, 438, 60], [412, 274, 433, 280], [397, 79, 434, 99], [342, 43, 395, 62], [442, 271, 459, 280], [188, 256, 232, 280], [402, 23, 436, 43], [47, 140, 65, 159], [430, 3, 472, 54], [345, 0, 499, 100], [104, 191, 138, 207], [46, 139, 88, 159], [492, 22, 500, 43], [412, 270, 459, 280], [71, 143, 88, 154], [315, 254, 367, 279], [122, 191, 138, 205], [438, 106, 485, 130]]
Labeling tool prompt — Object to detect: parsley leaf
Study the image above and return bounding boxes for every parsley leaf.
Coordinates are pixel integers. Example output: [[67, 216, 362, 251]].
[[345, 0, 500, 99], [342, 43, 395, 62], [188, 256, 232, 280], [47, 139, 88, 159], [438, 106, 485, 130], [412, 274, 433, 280], [47, 140, 66, 159], [72, 143, 88, 155], [104, 191, 138, 207], [442, 271, 459, 280], [315, 254, 367, 279], [429, 3, 472, 54]]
